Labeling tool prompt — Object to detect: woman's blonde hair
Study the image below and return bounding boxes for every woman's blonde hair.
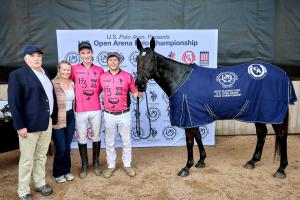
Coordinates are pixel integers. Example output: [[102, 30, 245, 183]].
[[54, 60, 72, 80]]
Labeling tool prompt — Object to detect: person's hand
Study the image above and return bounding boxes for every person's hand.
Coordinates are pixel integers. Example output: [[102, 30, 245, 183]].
[[137, 92, 143, 98], [18, 128, 28, 138]]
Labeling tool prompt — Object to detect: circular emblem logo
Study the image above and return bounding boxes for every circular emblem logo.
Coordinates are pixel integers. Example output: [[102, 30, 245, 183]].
[[199, 126, 209, 138], [182, 51, 196, 64], [65, 51, 80, 64], [216, 72, 238, 88], [149, 91, 158, 102], [96, 51, 108, 67], [129, 51, 139, 66], [248, 64, 267, 80], [131, 127, 145, 140], [163, 126, 177, 140], [145, 107, 161, 121]]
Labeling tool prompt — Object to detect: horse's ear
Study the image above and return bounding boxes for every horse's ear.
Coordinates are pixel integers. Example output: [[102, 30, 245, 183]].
[[150, 37, 155, 50], [136, 38, 143, 51]]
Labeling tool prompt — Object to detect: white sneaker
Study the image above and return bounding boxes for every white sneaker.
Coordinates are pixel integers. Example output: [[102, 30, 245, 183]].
[[52, 175, 66, 183], [64, 173, 75, 181]]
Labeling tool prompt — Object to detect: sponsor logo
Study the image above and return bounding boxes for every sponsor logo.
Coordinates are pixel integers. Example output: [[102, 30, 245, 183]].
[[96, 51, 108, 67], [248, 64, 267, 80], [163, 126, 177, 140], [199, 51, 209, 66], [129, 51, 139, 66], [145, 107, 161, 121], [199, 126, 209, 138], [182, 51, 196, 64], [216, 72, 238, 88], [168, 51, 176, 60], [65, 51, 80, 64], [149, 90, 158, 102]]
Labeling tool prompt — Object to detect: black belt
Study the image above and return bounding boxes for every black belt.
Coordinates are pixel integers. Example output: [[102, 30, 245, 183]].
[[104, 108, 130, 115]]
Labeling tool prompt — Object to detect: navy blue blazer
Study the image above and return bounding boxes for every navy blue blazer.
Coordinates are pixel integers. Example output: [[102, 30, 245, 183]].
[[8, 65, 58, 132]]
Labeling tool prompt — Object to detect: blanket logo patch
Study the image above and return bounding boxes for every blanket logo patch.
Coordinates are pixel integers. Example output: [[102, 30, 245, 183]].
[[216, 72, 238, 88], [248, 64, 267, 80]]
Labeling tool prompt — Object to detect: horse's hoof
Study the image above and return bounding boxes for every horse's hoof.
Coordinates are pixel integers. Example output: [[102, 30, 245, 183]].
[[195, 160, 205, 168], [243, 161, 255, 169], [273, 171, 286, 179], [177, 168, 189, 177]]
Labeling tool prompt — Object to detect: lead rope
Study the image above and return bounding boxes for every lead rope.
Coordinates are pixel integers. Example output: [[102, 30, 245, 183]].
[[136, 92, 152, 139], [136, 96, 141, 137]]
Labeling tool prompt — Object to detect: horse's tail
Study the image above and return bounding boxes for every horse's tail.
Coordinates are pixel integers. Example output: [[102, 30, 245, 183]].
[[274, 110, 289, 161]]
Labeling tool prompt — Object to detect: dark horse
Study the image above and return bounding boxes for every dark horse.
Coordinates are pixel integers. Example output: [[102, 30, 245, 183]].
[[135, 37, 297, 179]]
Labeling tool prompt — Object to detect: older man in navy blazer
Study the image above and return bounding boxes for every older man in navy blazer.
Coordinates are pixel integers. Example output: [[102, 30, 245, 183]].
[[8, 45, 58, 200]]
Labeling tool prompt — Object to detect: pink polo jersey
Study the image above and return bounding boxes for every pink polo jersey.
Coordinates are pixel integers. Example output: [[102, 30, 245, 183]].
[[71, 63, 104, 112], [100, 70, 138, 112]]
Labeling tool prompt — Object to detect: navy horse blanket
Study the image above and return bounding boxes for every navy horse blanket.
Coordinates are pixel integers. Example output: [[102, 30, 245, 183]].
[[169, 62, 297, 128]]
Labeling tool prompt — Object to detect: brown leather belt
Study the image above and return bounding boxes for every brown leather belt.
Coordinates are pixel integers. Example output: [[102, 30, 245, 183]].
[[104, 108, 130, 115]]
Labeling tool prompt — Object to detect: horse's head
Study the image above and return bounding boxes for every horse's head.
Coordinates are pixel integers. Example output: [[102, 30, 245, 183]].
[[135, 37, 156, 92]]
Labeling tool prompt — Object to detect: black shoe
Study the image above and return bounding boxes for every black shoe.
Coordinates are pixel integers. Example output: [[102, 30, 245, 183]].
[[19, 194, 32, 200], [35, 184, 53, 196]]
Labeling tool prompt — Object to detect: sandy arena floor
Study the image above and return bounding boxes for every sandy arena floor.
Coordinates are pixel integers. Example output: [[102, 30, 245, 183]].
[[0, 135, 299, 200]]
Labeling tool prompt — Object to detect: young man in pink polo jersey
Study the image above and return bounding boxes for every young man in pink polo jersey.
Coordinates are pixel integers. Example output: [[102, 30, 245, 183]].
[[100, 52, 142, 178], [71, 41, 104, 178]]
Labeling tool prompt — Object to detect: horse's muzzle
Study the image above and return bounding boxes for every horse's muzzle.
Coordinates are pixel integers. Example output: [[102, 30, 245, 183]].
[[135, 77, 147, 92]]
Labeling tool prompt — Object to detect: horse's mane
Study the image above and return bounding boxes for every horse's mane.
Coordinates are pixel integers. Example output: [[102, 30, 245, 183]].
[[154, 52, 191, 68]]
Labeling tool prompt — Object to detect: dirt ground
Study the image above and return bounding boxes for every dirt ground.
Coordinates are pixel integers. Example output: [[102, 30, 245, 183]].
[[0, 135, 299, 200]]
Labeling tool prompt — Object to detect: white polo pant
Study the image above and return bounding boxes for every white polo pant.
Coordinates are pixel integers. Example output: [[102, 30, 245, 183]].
[[104, 111, 132, 168], [75, 110, 102, 144]]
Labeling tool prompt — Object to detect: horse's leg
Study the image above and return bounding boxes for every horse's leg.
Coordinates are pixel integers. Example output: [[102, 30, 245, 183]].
[[272, 113, 289, 179], [177, 128, 195, 177], [243, 123, 267, 169], [194, 127, 206, 168]]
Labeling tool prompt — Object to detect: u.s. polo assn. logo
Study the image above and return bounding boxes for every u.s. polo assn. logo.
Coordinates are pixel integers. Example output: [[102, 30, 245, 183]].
[[248, 64, 267, 80], [216, 72, 238, 88]]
